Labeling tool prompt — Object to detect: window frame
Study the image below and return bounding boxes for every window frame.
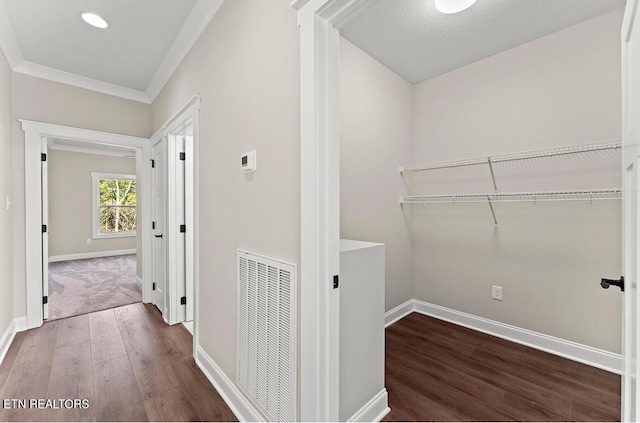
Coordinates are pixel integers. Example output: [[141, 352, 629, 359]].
[[91, 171, 137, 239]]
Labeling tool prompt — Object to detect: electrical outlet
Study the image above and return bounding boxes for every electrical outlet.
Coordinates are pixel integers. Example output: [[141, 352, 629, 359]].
[[87, 239, 92, 245], [492, 285, 503, 301]]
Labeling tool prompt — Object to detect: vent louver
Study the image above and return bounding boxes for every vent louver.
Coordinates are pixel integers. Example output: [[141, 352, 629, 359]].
[[237, 250, 297, 422]]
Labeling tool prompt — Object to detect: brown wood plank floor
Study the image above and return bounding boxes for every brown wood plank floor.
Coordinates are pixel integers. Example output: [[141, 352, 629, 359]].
[[0, 303, 237, 422], [383, 313, 621, 422]]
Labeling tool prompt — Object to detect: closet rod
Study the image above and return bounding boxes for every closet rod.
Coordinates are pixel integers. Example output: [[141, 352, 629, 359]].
[[400, 188, 622, 205], [400, 140, 622, 173]]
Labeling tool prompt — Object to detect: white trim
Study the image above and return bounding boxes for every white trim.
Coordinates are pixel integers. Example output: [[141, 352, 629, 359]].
[[156, 96, 199, 354], [48, 249, 137, 263], [0, 320, 16, 366], [346, 389, 390, 422], [14, 61, 150, 103], [21, 120, 151, 330], [0, 317, 28, 366], [385, 299, 622, 375], [182, 320, 193, 334], [91, 171, 137, 239], [195, 345, 264, 422], [384, 299, 415, 328], [295, 1, 376, 420], [134, 275, 143, 289], [145, 1, 224, 101]]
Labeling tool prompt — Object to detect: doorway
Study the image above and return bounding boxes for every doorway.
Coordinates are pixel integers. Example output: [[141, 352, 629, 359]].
[[20, 120, 151, 330], [45, 143, 141, 320]]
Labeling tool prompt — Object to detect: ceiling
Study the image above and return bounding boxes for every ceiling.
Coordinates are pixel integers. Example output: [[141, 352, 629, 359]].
[[341, 0, 625, 85], [0, 0, 224, 103]]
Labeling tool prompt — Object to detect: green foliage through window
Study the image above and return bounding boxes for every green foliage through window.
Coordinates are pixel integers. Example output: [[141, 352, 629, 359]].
[[99, 179, 136, 233]]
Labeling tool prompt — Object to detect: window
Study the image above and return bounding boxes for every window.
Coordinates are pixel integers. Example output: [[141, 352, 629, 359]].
[[91, 172, 137, 238]]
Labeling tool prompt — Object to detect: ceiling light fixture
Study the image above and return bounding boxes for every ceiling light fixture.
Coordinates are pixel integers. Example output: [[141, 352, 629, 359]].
[[434, 0, 478, 14], [80, 12, 109, 29]]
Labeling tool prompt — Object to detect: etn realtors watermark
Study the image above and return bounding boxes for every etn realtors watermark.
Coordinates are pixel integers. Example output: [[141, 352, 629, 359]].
[[3, 398, 89, 409]]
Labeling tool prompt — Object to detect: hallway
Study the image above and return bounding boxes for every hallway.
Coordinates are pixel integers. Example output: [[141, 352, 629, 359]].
[[0, 303, 236, 422]]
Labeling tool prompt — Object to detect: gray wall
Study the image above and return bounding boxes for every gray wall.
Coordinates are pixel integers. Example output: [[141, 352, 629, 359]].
[[48, 150, 137, 257], [409, 9, 623, 353], [0, 49, 13, 339], [339, 38, 413, 311], [151, 0, 300, 382], [11, 73, 151, 318]]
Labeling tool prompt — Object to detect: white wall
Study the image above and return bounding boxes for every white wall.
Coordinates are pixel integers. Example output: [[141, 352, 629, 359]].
[[340, 38, 413, 311], [11, 73, 151, 318], [0, 49, 13, 338], [47, 150, 137, 257], [152, 0, 300, 384], [409, 9, 623, 353]]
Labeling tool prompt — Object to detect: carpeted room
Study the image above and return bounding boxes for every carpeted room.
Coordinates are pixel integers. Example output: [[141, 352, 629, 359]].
[[46, 147, 141, 321]]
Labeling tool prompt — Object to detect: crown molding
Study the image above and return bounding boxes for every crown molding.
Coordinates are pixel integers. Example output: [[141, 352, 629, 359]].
[[0, 0, 23, 67], [0, 1, 224, 104], [145, 0, 224, 102], [13, 61, 150, 103]]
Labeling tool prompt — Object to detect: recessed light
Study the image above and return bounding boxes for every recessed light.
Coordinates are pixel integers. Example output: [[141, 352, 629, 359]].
[[80, 12, 109, 29], [434, 0, 478, 14]]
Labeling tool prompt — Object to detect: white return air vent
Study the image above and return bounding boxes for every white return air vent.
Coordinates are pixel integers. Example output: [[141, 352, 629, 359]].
[[237, 250, 297, 422]]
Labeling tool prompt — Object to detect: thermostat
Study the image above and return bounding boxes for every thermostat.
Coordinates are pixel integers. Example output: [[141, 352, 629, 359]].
[[241, 150, 257, 173]]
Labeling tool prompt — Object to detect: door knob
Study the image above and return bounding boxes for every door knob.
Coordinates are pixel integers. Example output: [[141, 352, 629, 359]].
[[601, 276, 624, 292]]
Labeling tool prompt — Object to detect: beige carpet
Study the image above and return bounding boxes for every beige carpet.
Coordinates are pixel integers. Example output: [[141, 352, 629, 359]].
[[47, 254, 141, 321]]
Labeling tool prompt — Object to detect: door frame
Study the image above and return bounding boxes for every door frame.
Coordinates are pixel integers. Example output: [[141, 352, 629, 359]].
[[20, 119, 151, 329], [292, 0, 381, 420], [151, 96, 199, 348]]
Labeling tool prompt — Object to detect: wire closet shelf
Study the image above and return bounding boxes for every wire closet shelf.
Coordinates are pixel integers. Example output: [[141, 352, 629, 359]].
[[400, 189, 622, 205], [399, 139, 622, 173]]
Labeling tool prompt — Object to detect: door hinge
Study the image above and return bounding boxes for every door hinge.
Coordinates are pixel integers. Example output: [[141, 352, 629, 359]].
[[333, 275, 339, 289], [180, 224, 186, 233], [179, 152, 185, 161], [152, 282, 156, 291], [41, 153, 47, 161], [180, 296, 186, 305], [150, 159, 155, 168], [43, 296, 48, 305], [42, 224, 47, 233], [152, 221, 156, 230]]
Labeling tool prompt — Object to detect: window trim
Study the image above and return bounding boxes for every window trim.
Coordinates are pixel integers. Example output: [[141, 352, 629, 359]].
[[91, 172, 137, 239]]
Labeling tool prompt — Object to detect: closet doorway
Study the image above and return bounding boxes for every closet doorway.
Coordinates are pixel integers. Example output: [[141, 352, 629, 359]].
[[294, 1, 637, 415]]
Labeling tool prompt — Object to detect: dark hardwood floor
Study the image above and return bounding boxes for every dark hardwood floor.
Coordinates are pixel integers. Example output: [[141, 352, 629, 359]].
[[0, 303, 237, 422], [383, 312, 621, 422]]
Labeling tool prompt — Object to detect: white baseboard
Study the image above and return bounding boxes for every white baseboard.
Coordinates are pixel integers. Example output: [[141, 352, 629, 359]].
[[386, 299, 622, 375], [195, 345, 264, 422], [182, 320, 193, 334], [0, 317, 28, 366], [134, 275, 143, 289], [347, 389, 390, 422], [49, 249, 137, 263], [384, 299, 415, 328]]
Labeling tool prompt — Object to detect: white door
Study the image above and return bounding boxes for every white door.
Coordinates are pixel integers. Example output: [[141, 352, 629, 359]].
[[622, 0, 640, 420], [41, 138, 49, 320], [151, 137, 167, 318]]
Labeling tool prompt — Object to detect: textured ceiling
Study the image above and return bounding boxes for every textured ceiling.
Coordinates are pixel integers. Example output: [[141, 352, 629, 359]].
[[341, 0, 625, 84], [3, 0, 197, 91]]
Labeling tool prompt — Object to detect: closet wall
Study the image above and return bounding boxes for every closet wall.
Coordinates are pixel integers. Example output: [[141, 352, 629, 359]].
[[340, 38, 413, 311], [410, 9, 623, 353]]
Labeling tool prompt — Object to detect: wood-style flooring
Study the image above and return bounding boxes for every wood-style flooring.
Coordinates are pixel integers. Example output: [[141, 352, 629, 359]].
[[383, 312, 621, 422], [0, 303, 237, 422]]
